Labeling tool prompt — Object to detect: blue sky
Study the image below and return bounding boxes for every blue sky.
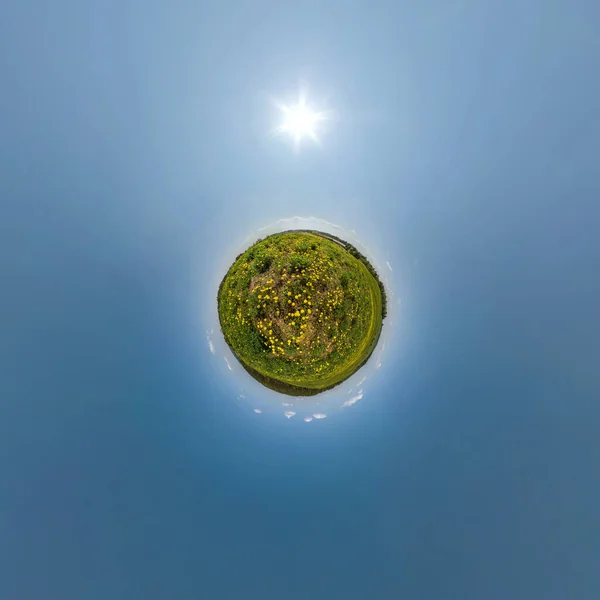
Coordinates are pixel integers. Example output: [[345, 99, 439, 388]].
[[1, 1, 599, 599]]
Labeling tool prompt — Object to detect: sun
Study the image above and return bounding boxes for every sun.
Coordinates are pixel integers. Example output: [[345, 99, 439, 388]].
[[274, 93, 328, 148], [280, 101, 320, 142]]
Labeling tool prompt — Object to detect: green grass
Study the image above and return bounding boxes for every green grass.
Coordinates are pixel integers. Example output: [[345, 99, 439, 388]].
[[217, 231, 385, 396]]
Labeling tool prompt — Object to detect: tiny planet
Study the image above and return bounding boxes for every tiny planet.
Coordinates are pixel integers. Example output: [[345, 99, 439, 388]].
[[217, 230, 387, 396]]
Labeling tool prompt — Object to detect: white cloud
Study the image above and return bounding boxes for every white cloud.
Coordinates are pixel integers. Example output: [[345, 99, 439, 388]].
[[284, 411, 296, 419], [375, 343, 385, 369], [357, 375, 367, 386], [208, 340, 216, 354], [386, 261, 393, 271], [342, 392, 364, 408], [282, 402, 294, 407], [304, 417, 313, 422], [224, 357, 233, 371], [253, 409, 262, 414], [313, 413, 327, 419]]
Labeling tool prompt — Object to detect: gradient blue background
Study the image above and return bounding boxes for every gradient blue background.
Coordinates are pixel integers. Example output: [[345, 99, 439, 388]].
[[1, 1, 599, 598]]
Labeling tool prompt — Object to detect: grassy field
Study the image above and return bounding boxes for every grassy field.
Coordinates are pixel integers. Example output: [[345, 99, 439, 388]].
[[217, 231, 385, 396]]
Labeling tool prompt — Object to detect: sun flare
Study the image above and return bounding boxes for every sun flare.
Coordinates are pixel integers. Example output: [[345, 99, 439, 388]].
[[274, 94, 328, 148], [280, 102, 319, 142]]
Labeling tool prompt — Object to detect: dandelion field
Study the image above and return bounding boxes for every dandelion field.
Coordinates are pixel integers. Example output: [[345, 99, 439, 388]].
[[217, 231, 386, 396]]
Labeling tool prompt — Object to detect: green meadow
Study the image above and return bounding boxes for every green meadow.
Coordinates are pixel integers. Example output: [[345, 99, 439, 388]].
[[217, 231, 386, 396]]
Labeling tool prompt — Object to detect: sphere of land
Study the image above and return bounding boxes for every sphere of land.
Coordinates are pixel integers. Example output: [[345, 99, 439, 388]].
[[217, 230, 387, 396]]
